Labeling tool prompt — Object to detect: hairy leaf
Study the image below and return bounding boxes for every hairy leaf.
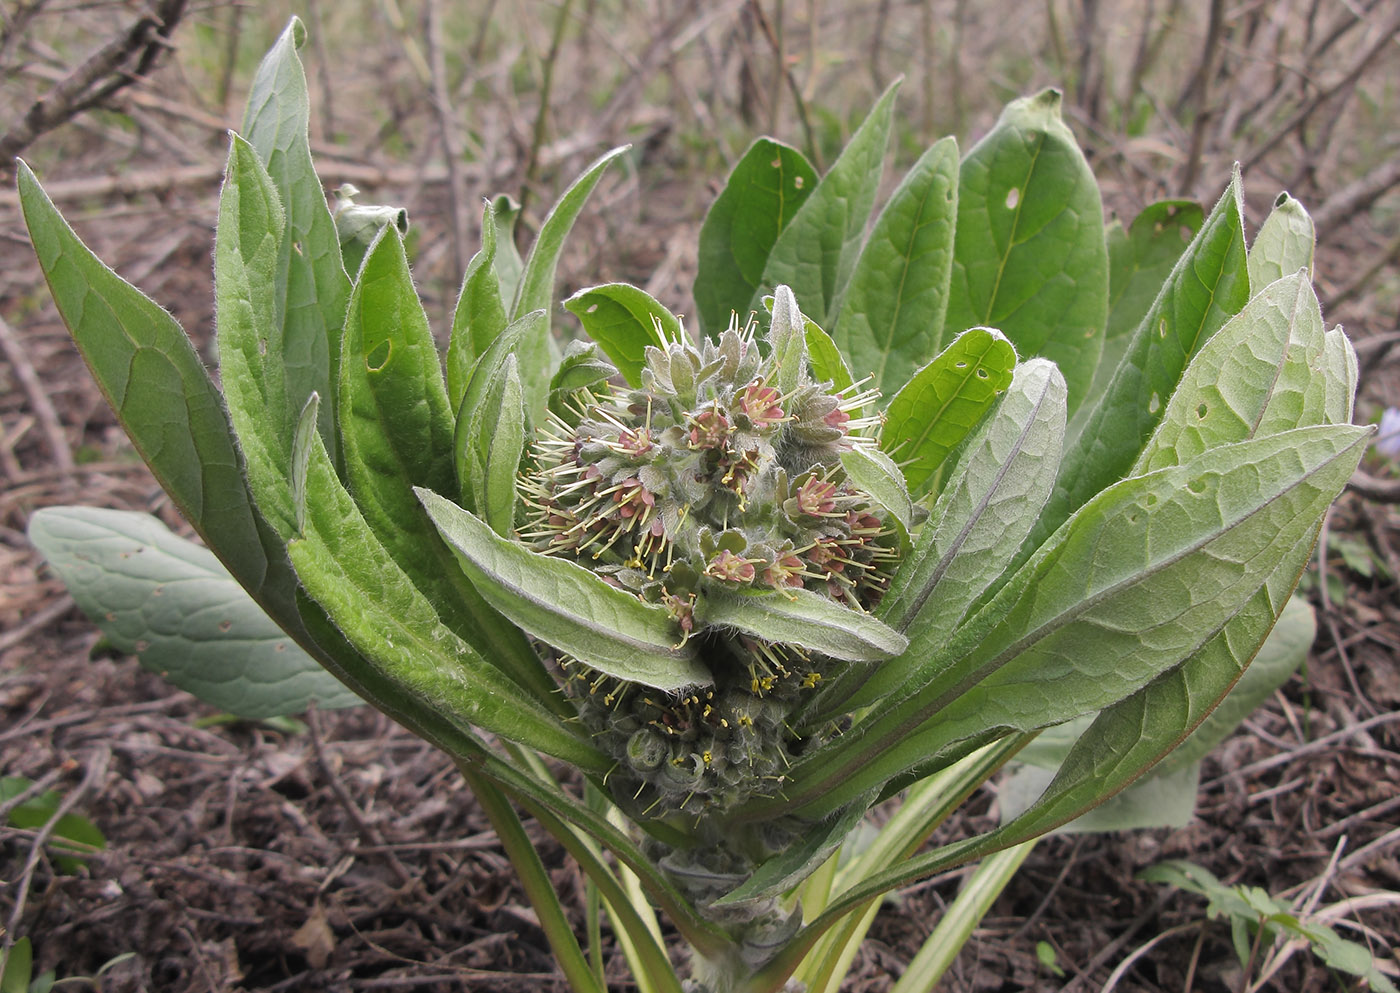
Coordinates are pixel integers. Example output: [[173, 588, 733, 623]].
[[694, 138, 818, 336], [512, 146, 629, 420], [418, 489, 711, 692], [214, 135, 297, 538], [1248, 192, 1314, 288], [447, 198, 510, 410], [29, 507, 359, 717], [779, 424, 1369, 817], [1042, 171, 1250, 538], [880, 327, 1017, 498], [1080, 200, 1204, 426], [288, 441, 606, 767], [18, 163, 275, 594], [945, 89, 1108, 413], [755, 82, 900, 328], [844, 359, 1066, 714], [697, 588, 907, 663], [241, 16, 351, 454], [834, 136, 959, 399], [1136, 273, 1324, 473], [564, 283, 679, 387]]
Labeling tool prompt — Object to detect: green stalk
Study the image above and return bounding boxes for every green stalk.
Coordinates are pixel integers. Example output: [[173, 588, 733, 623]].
[[458, 763, 604, 993], [888, 840, 1037, 993], [751, 737, 1028, 993], [519, 796, 689, 993]]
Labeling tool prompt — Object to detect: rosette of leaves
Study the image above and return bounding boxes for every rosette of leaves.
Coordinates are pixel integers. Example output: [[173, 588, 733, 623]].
[[22, 19, 1368, 993]]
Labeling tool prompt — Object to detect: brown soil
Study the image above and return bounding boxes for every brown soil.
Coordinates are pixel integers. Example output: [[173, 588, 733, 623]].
[[3, 6, 1400, 991]]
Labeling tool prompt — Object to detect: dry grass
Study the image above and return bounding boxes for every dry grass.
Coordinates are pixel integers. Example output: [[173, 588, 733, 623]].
[[2, 2, 1398, 990]]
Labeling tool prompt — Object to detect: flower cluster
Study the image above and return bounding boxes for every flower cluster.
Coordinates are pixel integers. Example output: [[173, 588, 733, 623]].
[[519, 315, 896, 818]]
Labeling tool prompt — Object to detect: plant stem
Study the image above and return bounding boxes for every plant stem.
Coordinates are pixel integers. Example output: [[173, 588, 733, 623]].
[[459, 764, 605, 993]]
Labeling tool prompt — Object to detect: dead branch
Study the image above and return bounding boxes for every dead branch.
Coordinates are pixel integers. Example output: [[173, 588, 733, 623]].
[[0, 0, 188, 169]]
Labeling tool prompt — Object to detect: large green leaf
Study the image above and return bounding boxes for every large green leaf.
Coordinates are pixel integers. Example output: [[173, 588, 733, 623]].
[[1247, 192, 1314, 289], [18, 163, 274, 594], [418, 489, 712, 692], [1135, 273, 1325, 473], [240, 17, 351, 455], [945, 89, 1108, 414], [446, 198, 510, 411], [511, 146, 629, 421], [215, 135, 297, 538], [774, 424, 1369, 818], [287, 439, 605, 769], [336, 228, 552, 703], [1041, 172, 1250, 539], [563, 283, 680, 387], [839, 359, 1066, 716], [754, 82, 900, 329], [833, 136, 959, 399], [694, 138, 818, 336], [999, 594, 1314, 833], [28, 507, 359, 717], [879, 327, 1017, 499], [1078, 200, 1204, 428]]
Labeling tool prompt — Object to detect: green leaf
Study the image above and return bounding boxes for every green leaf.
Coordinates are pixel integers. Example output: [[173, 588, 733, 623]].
[[469, 354, 526, 536], [241, 16, 351, 456], [712, 794, 875, 908], [18, 163, 275, 595], [288, 440, 606, 768], [696, 588, 907, 663], [215, 134, 297, 537], [833, 136, 959, 399], [418, 489, 712, 692], [879, 327, 1017, 499], [3, 777, 107, 875], [1, 937, 31, 993], [1155, 593, 1313, 777], [333, 189, 408, 280], [447, 198, 510, 411], [1000, 592, 1313, 834], [945, 89, 1108, 414], [455, 310, 545, 509], [20, 164, 494, 758], [563, 283, 679, 387], [1135, 273, 1325, 474], [769, 284, 808, 396], [335, 226, 552, 700], [844, 359, 1066, 714], [1248, 192, 1314, 289], [1041, 171, 1250, 538], [291, 393, 318, 534], [512, 146, 630, 419], [1322, 327, 1359, 425], [780, 424, 1369, 818], [986, 514, 1321, 846], [804, 319, 855, 393], [490, 194, 526, 310], [839, 446, 916, 538], [549, 341, 617, 422], [755, 81, 900, 328], [1082, 200, 1204, 424], [694, 138, 818, 336], [28, 506, 359, 716]]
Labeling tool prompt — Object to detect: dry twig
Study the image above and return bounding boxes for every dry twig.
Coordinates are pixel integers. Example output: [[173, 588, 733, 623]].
[[0, 0, 188, 169]]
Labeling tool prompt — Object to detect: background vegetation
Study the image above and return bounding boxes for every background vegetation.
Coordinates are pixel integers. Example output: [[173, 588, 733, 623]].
[[1, 1, 1397, 990]]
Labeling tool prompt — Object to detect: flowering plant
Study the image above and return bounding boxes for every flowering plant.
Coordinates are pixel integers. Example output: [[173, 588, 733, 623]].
[[23, 19, 1366, 993]]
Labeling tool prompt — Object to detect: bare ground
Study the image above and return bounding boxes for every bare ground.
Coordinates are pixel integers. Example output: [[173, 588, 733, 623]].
[[3, 4, 1400, 990]]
